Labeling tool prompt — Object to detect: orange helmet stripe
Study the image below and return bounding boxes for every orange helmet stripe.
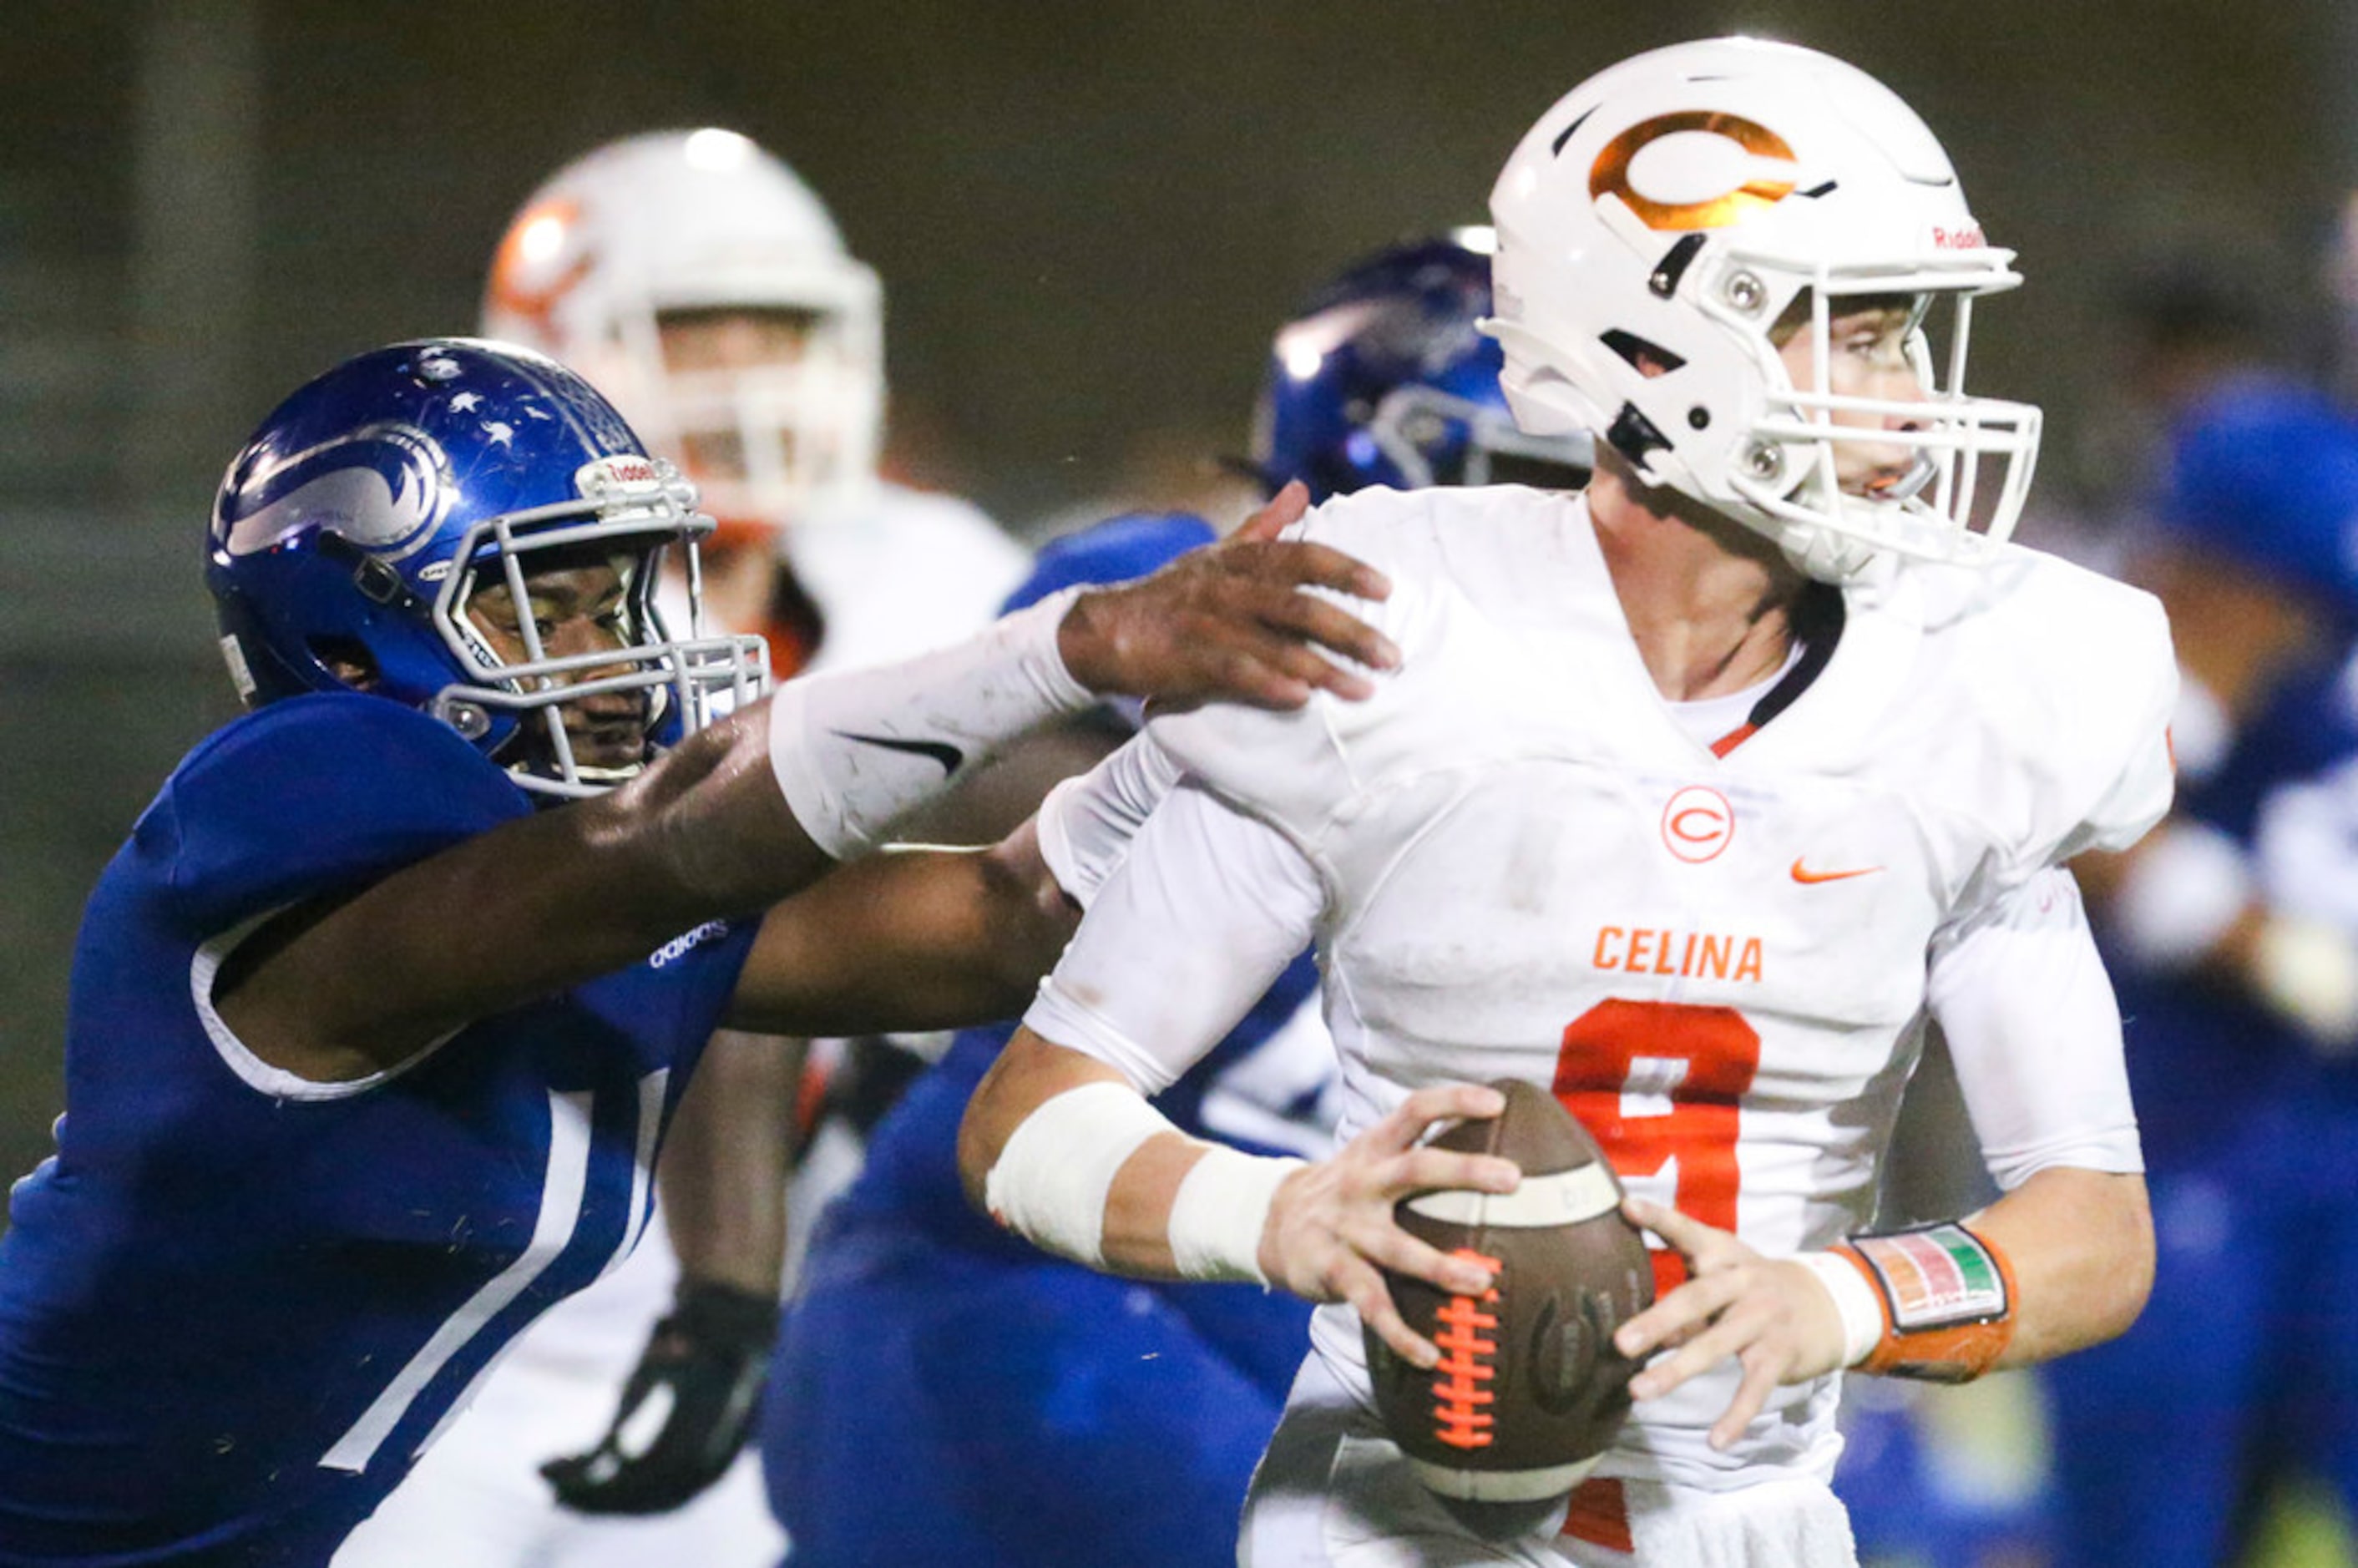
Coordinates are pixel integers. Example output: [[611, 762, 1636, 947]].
[[486, 199, 594, 341], [1589, 112, 1798, 232]]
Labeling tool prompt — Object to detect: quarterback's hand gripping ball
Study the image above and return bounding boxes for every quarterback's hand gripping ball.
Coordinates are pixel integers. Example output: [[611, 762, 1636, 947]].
[[1364, 1079, 1653, 1535]]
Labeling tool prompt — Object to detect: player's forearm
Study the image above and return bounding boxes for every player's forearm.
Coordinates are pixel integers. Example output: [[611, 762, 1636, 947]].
[[728, 829, 1077, 1036], [959, 1029, 1293, 1285], [1066, 1125, 1206, 1281], [768, 593, 1096, 861], [1968, 1165, 2153, 1368], [216, 711, 818, 1075], [765, 521, 1396, 863], [959, 1029, 1126, 1222], [959, 1047, 1197, 1281], [655, 1030, 802, 1296], [1789, 1164, 2149, 1386], [619, 701, 837, 916]]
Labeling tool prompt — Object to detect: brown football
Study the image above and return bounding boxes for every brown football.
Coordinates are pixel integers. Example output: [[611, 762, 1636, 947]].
[[1364, 1078, 1653, 1535]]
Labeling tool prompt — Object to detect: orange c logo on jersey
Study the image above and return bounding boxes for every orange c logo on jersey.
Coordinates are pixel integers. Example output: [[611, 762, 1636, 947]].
[[1660, 785, 1733, 863], [1590, 112, 1798, 232]]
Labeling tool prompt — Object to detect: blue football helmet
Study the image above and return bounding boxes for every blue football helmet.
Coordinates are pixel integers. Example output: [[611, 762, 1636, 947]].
[[1001, 512, 1219, 615], [1253, 229, 1592, 502], [207, 338, 768, 797], [1004, 510, 1219, 732], [2158, 372, 2358, 624]]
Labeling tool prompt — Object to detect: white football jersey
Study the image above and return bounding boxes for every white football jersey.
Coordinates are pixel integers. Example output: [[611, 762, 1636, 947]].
[[1027, 483, 2175, 1494], [788, 483, 1033, 674]]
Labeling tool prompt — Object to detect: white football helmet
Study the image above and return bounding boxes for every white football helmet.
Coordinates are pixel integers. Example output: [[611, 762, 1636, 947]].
[[483, 128, 884, 540], [1485, 38, 2040, 581]]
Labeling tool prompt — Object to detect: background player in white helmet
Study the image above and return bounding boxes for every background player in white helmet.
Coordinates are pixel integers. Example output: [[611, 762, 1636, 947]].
[[340, 128, 1026, 1564], [960, 37, 2170, 1566], [478, 125, 1027, 678]]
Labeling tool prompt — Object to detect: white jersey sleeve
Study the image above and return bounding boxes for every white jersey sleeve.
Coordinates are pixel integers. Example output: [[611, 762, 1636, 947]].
[[1927, 866, 2142, 1190], [1034, 733, 1183, 910], [1965, 554, 2179, 884], [1022, 778, 1325, 1094]]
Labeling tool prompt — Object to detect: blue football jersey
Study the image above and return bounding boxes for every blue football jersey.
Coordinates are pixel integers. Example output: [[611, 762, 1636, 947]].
[[2050, 650, 2358, 1566], [829, 951, 1323, 1262], [2107, 651, 2358, 1154], [766, 952, 1331, 1566], [0, 695, 756, 1564]]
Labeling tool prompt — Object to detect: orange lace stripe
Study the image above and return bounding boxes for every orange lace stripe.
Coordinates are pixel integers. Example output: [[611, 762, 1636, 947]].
[[1429, 1248, 1503, 1450]]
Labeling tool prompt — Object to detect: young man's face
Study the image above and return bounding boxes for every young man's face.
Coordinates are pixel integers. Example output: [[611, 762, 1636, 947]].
[[646, 305, 829, 623], [468, 556, 651, 773], [654, 304, 824, 504], [1774, 296, 1932, 499]]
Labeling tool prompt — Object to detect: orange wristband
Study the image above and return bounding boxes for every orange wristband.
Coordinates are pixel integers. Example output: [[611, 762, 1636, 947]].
[[1833, 1222, 2016, 1383]]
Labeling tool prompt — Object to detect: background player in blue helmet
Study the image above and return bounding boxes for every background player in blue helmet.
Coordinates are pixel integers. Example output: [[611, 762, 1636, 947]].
[[2042, 263, 2358, 1567], [759, 232, 1591, 1568], [0, 336, 1393, 1565], [1250, 230, 1595, 501]]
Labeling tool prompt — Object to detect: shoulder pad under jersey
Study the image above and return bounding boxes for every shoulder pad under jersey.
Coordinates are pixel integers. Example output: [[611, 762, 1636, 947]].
[[1911, 544, 2178, 883]]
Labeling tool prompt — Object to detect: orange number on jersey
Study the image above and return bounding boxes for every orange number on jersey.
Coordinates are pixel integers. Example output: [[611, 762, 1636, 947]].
[[1552, 999, 1760, 1296]]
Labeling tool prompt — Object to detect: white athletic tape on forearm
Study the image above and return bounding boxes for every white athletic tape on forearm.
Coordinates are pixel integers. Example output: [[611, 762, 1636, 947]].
[[1796, 1251, 1885, 1368], [984, 1080, 1167, 1268], [1166, 1145, 1303, 1287], [768, 588, 1093, 859]]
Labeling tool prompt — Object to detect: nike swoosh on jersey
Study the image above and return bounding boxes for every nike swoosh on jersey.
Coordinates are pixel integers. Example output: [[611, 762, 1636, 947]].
[[1789, 858, 1882, 884], [836, 731, 966, 775]]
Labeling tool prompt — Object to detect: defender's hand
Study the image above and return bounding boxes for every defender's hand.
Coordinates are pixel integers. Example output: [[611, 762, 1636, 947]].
[[1257, 1083, 1519, 1369], [540, 1280, 779, 1515], [1056, 482, 1399, 709], [1612, 1196, 1849, 1451]]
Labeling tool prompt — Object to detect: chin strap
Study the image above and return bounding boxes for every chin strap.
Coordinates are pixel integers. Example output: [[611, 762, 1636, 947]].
[[1775, 521, 1880, 585]]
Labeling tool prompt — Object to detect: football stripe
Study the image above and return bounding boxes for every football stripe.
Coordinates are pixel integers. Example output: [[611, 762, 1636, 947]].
[[1403, 1163, 1621, 1228], [1406, 1452, 1607, 1501]]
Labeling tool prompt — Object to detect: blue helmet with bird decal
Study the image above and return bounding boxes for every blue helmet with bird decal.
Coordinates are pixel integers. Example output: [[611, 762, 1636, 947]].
[[206, 337, 767, 797]]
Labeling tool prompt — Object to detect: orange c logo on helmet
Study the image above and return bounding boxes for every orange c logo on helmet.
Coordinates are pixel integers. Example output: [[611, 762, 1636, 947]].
[[487, 198, 595, 342], [1590, 112, 1799, 232]]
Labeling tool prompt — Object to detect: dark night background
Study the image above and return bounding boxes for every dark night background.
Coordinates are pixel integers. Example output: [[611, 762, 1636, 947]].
[[3, 0, 2350, 1188]]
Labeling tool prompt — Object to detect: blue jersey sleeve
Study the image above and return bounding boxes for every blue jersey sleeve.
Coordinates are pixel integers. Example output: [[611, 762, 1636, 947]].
[[130, 693, 532, 937]]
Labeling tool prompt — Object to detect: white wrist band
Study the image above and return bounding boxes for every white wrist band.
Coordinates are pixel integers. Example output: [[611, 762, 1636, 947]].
[[984, 1081, 1166, 1267], [768, 587, 1094, 859], [1166, 1146, 1304, 1287], [1797, 1251, 1885, 1368]]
